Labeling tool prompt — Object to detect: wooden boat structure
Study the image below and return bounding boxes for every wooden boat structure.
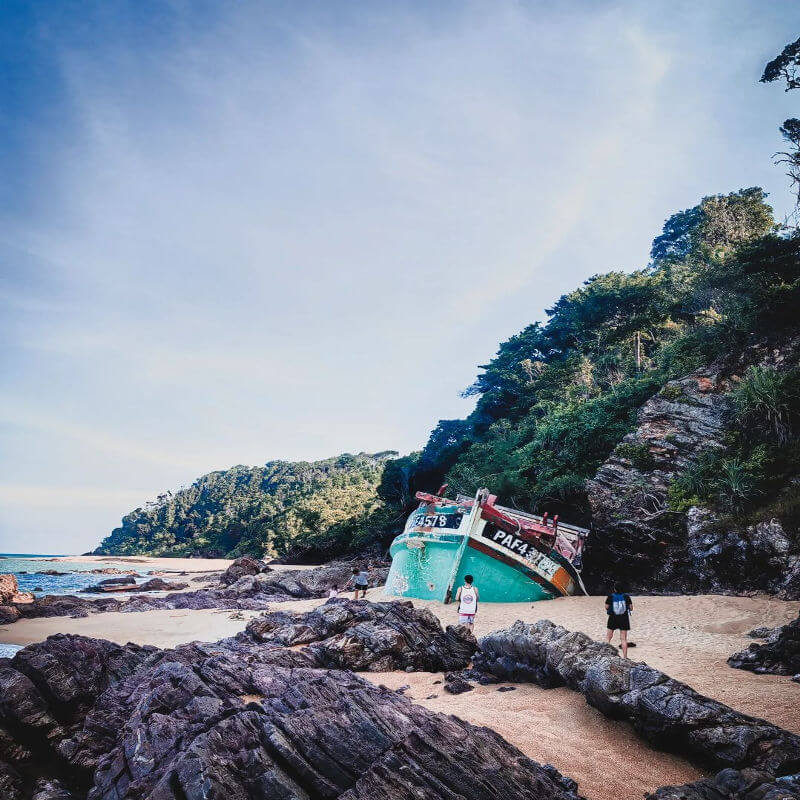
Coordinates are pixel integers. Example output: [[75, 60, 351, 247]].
[[386, 486, 589, 603]]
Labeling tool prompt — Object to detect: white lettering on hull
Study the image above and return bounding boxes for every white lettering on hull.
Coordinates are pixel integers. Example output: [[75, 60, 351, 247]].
[[489, 530, 560, 580]]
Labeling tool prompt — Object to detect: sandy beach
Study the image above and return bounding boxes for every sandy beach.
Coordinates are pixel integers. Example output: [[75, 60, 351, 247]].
[[1, 586, 797, 800], [43, 554, 235, 572]]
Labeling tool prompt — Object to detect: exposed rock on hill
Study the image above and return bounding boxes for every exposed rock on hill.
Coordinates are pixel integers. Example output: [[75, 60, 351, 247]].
[[0, 633, 584, 800], [728, 613, 800, 676], [585, 339, 800, 595], [585, 366, 731, 591], [475, 620, 800, 775], [244, 598, 477, 672]]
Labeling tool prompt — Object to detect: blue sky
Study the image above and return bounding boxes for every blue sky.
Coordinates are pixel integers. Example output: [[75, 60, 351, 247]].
[[1, 1, 798, 553]]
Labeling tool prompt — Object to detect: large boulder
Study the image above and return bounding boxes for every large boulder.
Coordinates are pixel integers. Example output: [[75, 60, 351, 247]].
[[728, 613, 800, 676], [245, 598, 477, 672], [0, 605, 20, 624], [647, 768, 800, 799], [475, 619, 800, 775], [235, 558, 390, 598], [218, 556, 268, 586], [0, 574, 34, 605], [0, 633, 584, 800]]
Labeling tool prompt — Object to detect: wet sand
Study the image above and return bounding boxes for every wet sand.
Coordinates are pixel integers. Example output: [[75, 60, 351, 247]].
[[0, 589, 797, 800]]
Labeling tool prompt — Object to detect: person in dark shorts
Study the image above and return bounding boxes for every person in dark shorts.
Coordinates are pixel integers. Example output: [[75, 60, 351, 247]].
[[605, 587, 633, 658], [349, 567, 369, 600]]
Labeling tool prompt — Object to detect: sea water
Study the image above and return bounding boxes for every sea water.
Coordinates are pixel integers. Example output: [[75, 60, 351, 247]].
[[0, 553, 163, 653], [0, 553, 154, 596]]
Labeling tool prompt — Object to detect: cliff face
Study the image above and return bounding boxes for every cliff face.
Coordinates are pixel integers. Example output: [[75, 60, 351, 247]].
[[584, 339, 800, 596]]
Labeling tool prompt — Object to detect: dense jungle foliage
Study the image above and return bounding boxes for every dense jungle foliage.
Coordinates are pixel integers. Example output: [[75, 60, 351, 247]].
[[94, 452, 395, 558]]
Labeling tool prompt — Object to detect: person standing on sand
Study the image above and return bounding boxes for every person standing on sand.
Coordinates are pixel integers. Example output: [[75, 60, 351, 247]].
[[605, 587, 633, 658], [347, 567, 369, 600], [455, 574, 479, 632]]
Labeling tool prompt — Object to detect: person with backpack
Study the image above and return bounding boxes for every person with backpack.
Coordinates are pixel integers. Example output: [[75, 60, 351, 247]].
[[605, 586, 633, 658], [454, 574, 479, 631]]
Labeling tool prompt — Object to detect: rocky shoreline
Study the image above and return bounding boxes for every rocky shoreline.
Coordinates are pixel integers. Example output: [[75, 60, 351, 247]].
[[1, 598, 799, 799], [0, 557, 389, 627]]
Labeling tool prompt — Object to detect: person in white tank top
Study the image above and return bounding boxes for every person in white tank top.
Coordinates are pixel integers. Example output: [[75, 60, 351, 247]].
[[454, 575, 479, 631]]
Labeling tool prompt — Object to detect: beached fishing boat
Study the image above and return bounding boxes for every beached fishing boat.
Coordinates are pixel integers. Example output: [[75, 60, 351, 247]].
[[386, 487, 589, 602]]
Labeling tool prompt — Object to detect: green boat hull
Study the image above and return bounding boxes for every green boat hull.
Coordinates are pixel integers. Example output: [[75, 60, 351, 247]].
[[386, 532, 554, 603]]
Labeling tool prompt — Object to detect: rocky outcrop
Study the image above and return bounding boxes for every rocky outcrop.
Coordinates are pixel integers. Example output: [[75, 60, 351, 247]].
[[0, 605, 21, 624], [728, 613, 800, 676], [0, 575, 34, 605], [475, 620, 800, 775], [218, 555, 268, 585], [585, 368, 731, 591], [647, 768, 800, 799], [0, 633, 584, 800], [238, 558, 390, 598], [686, 512, 800, 598], [79, 577, 187, 594], [244, 598, 477, 672], [585, 339, 800, 595]]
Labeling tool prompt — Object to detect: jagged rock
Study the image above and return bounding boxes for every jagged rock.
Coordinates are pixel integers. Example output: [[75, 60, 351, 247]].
[[748, 625, 782, 640], [476, 619, 618, 689], [135, 577, 188, 592], [728, 613, 800, 675], [15, 595, 121, 621], [687, 513, 797, 596], [0, 604, 20, 624], [245, 599, 477, 672], [585, 368, 732, 592], [0, 633, 584, 800], [219, 556, 269, 586], [238, 558, 390, 599], [0, 574, 34, 605], [647, 768, 800, 799], [475, 619, 800, 774], [0, 760, 24, 800], [444, 675, 474, 694], [30, 779, 78, 800]]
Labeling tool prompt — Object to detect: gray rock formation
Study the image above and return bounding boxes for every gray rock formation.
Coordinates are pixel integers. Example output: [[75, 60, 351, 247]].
[[647, 768, 800, 799], [0, 633, 583, 800], [728, 613, 800, 676], [475, 620, 800, 775], [244, 598, 477, 672]]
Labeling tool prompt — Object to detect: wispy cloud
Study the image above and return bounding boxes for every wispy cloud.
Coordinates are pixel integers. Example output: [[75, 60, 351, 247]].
[[1, 0, 798, 552]]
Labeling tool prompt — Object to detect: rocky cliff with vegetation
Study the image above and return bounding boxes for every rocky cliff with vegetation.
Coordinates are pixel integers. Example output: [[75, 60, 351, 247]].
[[396, 188, 800, 597]]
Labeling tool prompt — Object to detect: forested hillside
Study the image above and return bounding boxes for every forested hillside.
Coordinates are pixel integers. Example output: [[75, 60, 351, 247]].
[[405, 187, 799, 523], [94, 452, 396, 558]]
